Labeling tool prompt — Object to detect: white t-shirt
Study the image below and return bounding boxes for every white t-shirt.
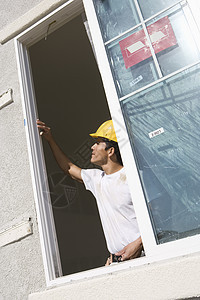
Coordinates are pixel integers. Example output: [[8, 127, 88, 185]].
[[81, 167, 140, 254]]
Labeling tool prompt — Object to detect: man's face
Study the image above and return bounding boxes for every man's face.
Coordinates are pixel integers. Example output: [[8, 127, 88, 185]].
[[91, 138, 109, 166]]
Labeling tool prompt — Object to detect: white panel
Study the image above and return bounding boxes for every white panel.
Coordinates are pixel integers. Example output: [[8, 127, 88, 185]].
[[0, 89, 13, 109], [0, 220, 32, 247]]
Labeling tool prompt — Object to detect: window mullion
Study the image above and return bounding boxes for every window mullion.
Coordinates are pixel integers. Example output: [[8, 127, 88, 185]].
[[133, 0, 163, 78], [104, 23, 142, 46], [119, 59, 200, 102], [144, 0, 185, 23], [184, 0, 200, 53], [187, 0, 200, 33]]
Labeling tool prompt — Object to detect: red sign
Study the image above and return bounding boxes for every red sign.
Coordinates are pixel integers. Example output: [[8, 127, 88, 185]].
[[119, 16, 177, 69]]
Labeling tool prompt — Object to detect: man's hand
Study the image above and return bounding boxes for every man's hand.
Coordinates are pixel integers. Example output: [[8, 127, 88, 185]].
[[115, 237, 143, 261], [37, 119, 53, 142], [36, 119, 83, 182], [105, 255, 112, 266]]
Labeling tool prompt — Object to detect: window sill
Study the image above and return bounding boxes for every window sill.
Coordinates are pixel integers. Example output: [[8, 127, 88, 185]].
[[29, 251, 200, 300]]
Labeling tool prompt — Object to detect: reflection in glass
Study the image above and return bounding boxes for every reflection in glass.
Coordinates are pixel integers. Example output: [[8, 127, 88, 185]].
[[93, 0, 140, 42], [106, 27, 159, 97], [146, 4, 200, 76], [121, 64, 200, 244], [138, 0, 179, 19]]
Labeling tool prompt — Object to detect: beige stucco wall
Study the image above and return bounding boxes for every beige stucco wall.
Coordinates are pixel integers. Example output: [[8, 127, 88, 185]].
[[0, 0, 42, 31], [29, 252, 200, 300], [0, 0, 72, 44], [0, 1, 53, 300], [0, 45, 46, 299]]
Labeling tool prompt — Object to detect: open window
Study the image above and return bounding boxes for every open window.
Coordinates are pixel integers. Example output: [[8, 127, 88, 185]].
[[29, 12, 112, 276], [15, 0, 200, 286], [16, 0, 114, 282], [84, 0, 200, 256]]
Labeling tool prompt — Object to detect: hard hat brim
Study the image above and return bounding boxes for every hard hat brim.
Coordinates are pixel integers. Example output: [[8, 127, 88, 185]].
[[89, 133, 117, 143]]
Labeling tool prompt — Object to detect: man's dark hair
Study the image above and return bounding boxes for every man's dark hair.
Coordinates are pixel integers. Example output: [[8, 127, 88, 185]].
[[103, 138, 123, 166]]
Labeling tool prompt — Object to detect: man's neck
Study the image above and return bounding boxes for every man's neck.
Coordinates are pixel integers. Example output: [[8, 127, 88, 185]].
[[102, 162, 123, 175]]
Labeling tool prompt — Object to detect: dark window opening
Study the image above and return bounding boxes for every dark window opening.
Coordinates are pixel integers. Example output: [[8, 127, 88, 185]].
[[29, 14, 110, 275]]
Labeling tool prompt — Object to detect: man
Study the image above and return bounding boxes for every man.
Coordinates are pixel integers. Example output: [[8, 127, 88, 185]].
[[37, 119, 143, 265]]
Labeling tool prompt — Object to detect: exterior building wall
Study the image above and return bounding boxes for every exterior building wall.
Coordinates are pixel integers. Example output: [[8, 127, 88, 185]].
[[0, 1, 48, 300], [0, 0, 42, 31], [1, 1, 200, 300]]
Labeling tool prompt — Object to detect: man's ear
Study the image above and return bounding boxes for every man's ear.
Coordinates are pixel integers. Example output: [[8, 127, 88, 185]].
[[108, 147, 115, 158]]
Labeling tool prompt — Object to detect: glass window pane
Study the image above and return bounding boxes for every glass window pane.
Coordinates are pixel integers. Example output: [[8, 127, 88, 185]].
[[93, 0, 140, 42], [121, 64, 200, 244], [106, 27, 159, 98], [146, 4, 200, 76], [138, 0, 180, 19]]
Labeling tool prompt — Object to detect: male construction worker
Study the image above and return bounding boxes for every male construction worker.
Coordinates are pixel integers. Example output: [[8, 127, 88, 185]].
[[37, 119, 143, 264]]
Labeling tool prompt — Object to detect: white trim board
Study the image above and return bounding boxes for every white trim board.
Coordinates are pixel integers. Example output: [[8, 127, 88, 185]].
[[0, 220, 32, 247], [0, 89, 13, 109]]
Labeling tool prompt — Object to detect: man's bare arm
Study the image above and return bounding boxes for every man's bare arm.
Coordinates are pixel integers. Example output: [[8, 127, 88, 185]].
[[37, 120, 82, 182]]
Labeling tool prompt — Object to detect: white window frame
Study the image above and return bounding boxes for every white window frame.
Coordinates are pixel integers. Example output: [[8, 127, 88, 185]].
[[15, 0, 200, 287]]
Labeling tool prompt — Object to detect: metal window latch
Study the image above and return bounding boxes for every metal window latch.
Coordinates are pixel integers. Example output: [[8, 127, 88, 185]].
[[45, 20, 56, 41]]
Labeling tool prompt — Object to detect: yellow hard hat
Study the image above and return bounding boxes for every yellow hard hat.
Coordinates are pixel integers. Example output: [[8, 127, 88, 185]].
[[90, 120, 118, 142]]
